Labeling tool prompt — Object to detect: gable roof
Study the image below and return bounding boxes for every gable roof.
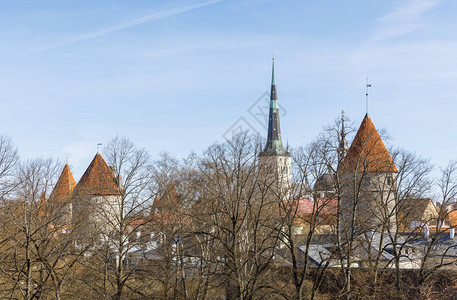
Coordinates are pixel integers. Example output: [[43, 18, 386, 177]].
[[340, 114, 398, 173], [398, 198, 438, 225], [49, 164, 76, 203], [74, 154, 121, 196]]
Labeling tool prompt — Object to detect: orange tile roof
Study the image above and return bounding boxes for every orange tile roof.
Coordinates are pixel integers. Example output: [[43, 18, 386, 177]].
[[340, 115, 398, 173], [74, 154, 121, 196], [449, 210, 457, 227], [49, 164, 76, 203], [38, 192, 47, 217], [128, 218, 152, 227]]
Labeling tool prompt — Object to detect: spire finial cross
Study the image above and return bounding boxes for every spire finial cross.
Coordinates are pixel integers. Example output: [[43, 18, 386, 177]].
[[271, 56, 276, 86]]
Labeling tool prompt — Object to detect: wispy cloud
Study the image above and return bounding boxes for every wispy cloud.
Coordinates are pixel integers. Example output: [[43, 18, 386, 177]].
[[31, 0, 223, 53], [370, 0, 440, 41]]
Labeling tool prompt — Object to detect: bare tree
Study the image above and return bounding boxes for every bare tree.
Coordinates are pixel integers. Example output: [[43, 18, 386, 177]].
[[413, 160, 457, 286], [275, 141, 337, 300], [193, 132, 285, 300], [74, 136, 153, 299], [436, 160, 457, 229], [105, 136, 153, 299], [0, 158, 72, 299], [0, 135, 18, 196], [145, 151, 223, 300], [387, 148, 433, 294]]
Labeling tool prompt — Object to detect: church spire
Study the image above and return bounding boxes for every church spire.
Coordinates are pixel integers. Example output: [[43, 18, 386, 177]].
[[261, 57, 288, 156], [339, 110, 349, 159]]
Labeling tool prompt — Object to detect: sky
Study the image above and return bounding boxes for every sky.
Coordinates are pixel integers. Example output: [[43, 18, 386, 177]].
[[0, 0, 456, 180]]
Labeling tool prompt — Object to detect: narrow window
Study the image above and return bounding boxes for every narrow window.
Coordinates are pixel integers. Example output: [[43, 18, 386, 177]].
[[387, 176, 392, 186]]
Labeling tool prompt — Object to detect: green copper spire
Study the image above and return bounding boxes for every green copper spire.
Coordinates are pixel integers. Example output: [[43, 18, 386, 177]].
[[260, 58, 289, 157], [271, 56, 276, 86]]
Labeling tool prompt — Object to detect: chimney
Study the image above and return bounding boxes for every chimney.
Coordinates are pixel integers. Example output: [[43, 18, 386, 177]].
[[451, 228, 455, 239], [424, 223, 430, 239]]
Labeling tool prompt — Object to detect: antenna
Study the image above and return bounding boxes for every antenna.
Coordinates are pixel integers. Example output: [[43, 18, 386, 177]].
[[97, 143, 102, 153], [366, 77, 372, 115]]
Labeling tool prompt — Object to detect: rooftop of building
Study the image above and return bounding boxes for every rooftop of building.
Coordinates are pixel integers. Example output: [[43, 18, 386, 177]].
[[49, 164, 76, 203], [73, 153, 121, 196], [340, 114, 398, 173]]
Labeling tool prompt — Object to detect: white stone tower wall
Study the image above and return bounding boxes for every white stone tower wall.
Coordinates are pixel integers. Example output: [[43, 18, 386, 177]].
[[340, 172, 397, 236], [259, 155, 292, 200], [73, 194, 123, 235]]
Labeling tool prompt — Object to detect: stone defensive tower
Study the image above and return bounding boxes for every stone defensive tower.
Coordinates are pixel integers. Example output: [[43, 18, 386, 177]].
[[72, 153, 122, 235], [339, 114, 398, 236]]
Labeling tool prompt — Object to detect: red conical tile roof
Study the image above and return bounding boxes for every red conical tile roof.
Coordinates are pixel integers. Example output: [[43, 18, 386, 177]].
[[150, 194, 159, 216], [340, 115, 398, 173], [49, 164, 76, 203], [74, 154, 121, 196], [152, 181, 181, 212]]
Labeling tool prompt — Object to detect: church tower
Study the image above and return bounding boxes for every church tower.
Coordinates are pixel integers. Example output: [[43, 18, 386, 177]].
[[259, 58, 291, 197], [339, 114, 398, 235]]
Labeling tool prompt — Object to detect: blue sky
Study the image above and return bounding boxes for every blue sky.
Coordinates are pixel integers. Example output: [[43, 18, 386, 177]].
[[0, 0, 456, 179]]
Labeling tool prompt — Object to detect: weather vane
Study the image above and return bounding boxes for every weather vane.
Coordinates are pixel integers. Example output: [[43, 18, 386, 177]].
[[366, 78, 372, 115]]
